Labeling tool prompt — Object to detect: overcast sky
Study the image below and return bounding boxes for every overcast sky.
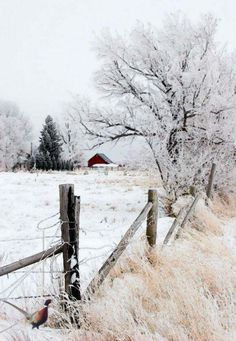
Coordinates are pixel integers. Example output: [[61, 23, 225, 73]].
[[0, 0, 236, 131]]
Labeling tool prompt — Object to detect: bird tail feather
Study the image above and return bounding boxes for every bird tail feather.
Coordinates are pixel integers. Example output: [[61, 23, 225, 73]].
[[2, 300, 31, 320]]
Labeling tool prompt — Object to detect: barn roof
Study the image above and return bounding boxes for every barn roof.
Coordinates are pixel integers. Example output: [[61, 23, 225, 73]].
[[95, 153, 113, 164]]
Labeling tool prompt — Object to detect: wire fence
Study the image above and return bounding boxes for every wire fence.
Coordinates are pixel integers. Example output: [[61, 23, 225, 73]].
[[0, 188, 153, 313], [0, 210, 131, 303]]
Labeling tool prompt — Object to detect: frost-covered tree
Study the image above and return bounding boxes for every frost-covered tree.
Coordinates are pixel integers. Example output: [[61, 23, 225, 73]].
[[80, 14, 236, 199], [0, 101, 32, 170], [36, 115, 63, 170], [58, 108, 85, 166]]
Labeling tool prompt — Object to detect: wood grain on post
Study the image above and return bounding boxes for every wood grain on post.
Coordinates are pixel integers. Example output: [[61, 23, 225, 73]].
[[59, 184, 75, 296], [146, 189, 158, 247], [206, 163, 216, 198], [83, 201, 153, 299], [0, 244, 63, 277]]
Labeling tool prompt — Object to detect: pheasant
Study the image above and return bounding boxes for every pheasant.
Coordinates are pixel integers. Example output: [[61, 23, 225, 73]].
[[3, 299, 52, 329]]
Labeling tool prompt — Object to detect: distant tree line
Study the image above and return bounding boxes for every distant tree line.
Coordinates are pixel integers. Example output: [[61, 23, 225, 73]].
[[0, 101, 83, 171]]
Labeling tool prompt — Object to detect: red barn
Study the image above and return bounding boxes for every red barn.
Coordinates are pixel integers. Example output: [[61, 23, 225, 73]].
[[88, 153, 114, 167]]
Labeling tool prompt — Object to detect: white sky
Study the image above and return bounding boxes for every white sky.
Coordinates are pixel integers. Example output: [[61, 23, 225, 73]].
[[0, 0, 236, 131]]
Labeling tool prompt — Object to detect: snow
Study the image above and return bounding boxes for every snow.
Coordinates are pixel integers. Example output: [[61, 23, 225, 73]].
[[91, 163, 119, 168], [0, 170, 169, 299]]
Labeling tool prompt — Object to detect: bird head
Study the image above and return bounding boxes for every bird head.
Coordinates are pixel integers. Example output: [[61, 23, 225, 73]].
[[44, 299, 52, 306]]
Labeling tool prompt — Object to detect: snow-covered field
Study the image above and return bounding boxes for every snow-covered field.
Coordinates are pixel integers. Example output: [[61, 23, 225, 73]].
[[0, 169, 168, 298]]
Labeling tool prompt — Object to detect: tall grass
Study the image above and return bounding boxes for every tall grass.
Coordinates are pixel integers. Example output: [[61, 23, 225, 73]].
[[63, 194, 236, 340]]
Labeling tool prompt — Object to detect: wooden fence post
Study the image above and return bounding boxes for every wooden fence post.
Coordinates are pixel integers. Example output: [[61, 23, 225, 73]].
[[189, 186, 196, 197], [146, 189, 158, 247], [59, 184, 80, 300], [70, 196, 81, 300], [206, 163, 216, 198]]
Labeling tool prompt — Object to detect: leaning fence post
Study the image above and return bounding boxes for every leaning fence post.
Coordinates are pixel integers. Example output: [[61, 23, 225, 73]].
[[175, 194, 200, 239], [59, 184, 75, 298], [206, 163, 216, 199], [146, 189, 158, 247], [163, 207, 185, 245], [83, 201, 153, 299]]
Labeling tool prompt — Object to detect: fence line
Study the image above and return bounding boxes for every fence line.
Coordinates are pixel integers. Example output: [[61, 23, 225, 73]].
[[0, 185, 159, 305], [0, 179, 204, 312], [0, 163, 215, 323]]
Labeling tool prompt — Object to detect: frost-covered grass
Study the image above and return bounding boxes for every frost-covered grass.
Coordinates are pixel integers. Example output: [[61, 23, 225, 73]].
[[61, 194, 236, 340]]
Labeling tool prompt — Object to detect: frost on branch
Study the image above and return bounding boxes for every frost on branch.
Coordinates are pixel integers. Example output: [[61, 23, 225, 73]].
[[58, 107, 86, 166], [79, 14, 236, 200], [0, 101, 32, 170]]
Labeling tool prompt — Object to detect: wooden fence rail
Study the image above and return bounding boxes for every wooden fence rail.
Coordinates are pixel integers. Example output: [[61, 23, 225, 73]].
[[0, 244, 63, 277], [83, 200, 154, 299], [162, 194, 201, 245], [163, 207, 185, 245]]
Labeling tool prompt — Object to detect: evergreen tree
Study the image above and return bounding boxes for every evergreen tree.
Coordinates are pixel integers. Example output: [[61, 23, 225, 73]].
[[36, 153, 45, 170], [39, 116, 62, 160], [36, 115, 62, 170], [52, 156, 57, 170]]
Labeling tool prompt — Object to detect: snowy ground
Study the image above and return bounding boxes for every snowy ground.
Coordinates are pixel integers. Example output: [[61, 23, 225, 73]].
[[0, 169, 173, 338]]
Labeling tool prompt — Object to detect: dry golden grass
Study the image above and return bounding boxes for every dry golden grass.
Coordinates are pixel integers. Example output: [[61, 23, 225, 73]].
[[193, 198, 223, 236], [211, 191, 236, 218], [56, 206, 236, 341]]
